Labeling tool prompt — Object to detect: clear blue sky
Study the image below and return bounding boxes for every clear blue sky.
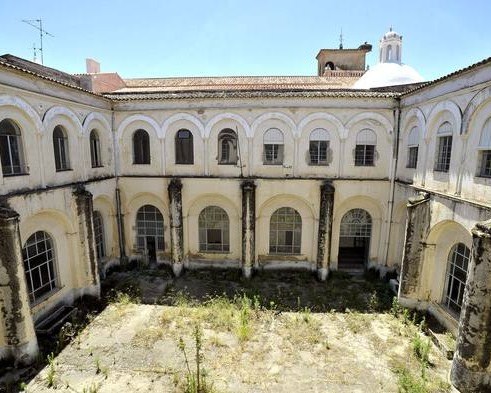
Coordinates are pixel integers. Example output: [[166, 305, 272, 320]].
[[1, 0, 490, 81]]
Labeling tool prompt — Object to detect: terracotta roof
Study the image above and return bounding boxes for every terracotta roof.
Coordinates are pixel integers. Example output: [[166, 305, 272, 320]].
[[401, 56, 491, 96], [0, 54, 106, 98], [118, 75, 361, 92], [104, 89, 398, 101]]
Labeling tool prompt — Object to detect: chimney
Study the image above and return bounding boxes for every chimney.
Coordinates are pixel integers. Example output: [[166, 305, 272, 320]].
[[86, 58, 100, 74]]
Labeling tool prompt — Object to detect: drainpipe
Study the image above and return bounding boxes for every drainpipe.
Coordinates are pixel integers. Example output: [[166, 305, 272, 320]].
[[111, 104, 126, 261], [383, 99, 401, 271]]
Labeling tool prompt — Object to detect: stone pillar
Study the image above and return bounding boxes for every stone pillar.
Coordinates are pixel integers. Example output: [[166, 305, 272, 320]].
[[168, 179, 184, 277], [316, 181, 335, 281], [241, 180, 256, 278], [398, 192, 430, 304], [450, 219, 491, 393], [115, 187, 127, 263], [73, 186, 100, 296], [0, 206, 38, 365]]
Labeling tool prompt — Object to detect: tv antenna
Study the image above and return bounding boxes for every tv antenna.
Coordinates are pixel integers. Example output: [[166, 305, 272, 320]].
[[22, 19, 54, 65], [339, 28, 344, 50]]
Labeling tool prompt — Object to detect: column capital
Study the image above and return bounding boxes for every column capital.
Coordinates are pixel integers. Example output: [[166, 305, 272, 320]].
[[320, 181, 335, 194], [0, 206, 20, 221], [407, 191, 430, 206], [473, 219, 491, 238], [241, 179, 256, 191], [168, 178, 183, 193]]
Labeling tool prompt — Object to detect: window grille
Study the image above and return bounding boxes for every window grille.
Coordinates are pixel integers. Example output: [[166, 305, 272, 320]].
[[22, 231, 57, 304], [133, 129, 150, 164], [434, 135, 452, 172], [0, 119, 27, 176], [477, 118, 491, 177], [175, 129, 194, 164], [444, 243, 470, 315], [53, 126, 71, 171], [263, 128, 284, 165], [198, 206, 230, 252], [90, 130, 102, 168], [406, 126, 419, 168], [269, 207, 301, 254], [340, 209, 372, 238], [355, 129, 376, 166], [309, 128, 330, 165], [135, 205, 165, 251], [93, 210, 106, 260]]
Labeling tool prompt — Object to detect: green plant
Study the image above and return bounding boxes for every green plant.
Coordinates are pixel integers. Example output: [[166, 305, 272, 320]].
[[45, 352, 56, 388], [237, 295, 252, 342], [394, 366, 426, 393], [82, 383, 100, 393], [178, 325, 215, 393], [412, 333, 431, 378]]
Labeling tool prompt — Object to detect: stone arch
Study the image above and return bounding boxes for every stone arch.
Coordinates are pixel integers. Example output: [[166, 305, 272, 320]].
[[401, 107, 426, 134], [204, 113, 251, 138], [258, 194, 315, 220], [462, 86, 491, 135], [82, 112, 111, 135], [43, 106, 83, 135], [0, 95, 43, 134], [251, 112, 296, 139], [162, 113, 205, 138], [187, 193, 240, 220], [425, 219, 471, 247], [116, 114, 161, 140], [425, 100, 462, 141], [19, 209, 75, 243], [344, 112, 393, 140], [297, 112, 344, 139]]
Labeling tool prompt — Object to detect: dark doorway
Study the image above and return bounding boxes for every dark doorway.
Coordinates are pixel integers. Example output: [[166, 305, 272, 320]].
[[146, 237, 156, 263], [338, 209, 372, 271]]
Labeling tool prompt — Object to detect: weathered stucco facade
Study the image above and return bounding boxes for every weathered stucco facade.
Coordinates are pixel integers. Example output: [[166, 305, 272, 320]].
[[0, 49, 491, 391]]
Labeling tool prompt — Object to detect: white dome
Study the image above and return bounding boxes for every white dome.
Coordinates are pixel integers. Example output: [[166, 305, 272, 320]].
[[353, 62, 424, 89], [383, 30, 401, 40]]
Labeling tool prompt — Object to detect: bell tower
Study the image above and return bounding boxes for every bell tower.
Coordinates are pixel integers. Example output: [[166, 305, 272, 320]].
[[379, 27, 402, 64]]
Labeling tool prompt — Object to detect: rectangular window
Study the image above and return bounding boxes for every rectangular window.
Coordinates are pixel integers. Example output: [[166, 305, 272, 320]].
[[407, 146, 418, 168], [478, 150, 491, 177], [263, 144, 283, 165], [309, 141, 329, 165], [434, 136, 452, 172], [354, 145, 375, 166]]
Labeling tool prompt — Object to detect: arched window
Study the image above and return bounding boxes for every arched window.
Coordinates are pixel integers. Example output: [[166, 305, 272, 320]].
[[396, 45, 400, 62], [22, 231, 58, 304], [325, 61, 334, 71], [199, 206, 230, 252], [477, 118, 491, 177], [218, 129, 238, 165], [269, 207, 301, 254], [133, 129, 150, 165], [93, 210, 106, 260], [309, 128, 330, 165], [434, 121, 453, 172], [386, 45, 392, 62], [53, 125, 70, 171], [0, 119, 27, 176], [263, 128, 284, 165], [355, 129, 376, 166], [444, 243, 470, 315], [406, 126, 419, 169], [135, 205, 165, 257], [90, 129, 102, 168], [175, 129, 194, 164], [340, 209, 372, 237]]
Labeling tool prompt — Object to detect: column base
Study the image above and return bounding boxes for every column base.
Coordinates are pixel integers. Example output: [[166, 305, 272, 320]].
[[172, 263, 184, 277], [317, 268, 329, 281], [242, 266, 252, 279], [13, 338, 39, 366], [451, 356, 491, 393]]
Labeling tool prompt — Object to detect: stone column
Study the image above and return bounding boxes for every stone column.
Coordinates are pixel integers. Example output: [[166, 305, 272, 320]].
[[0, 206, 38, 365], [241, 180, 256, 278], [73, 186, 100, 296], [450, 219, 491, 393], [115, 187, 127, 263], [398, 192, 430, 304], [316, 181, 335, 281], [168, 178, 184, 277]]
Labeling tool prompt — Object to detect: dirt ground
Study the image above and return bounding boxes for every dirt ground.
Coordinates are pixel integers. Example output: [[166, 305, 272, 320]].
[[23, 268, 453, 393]]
